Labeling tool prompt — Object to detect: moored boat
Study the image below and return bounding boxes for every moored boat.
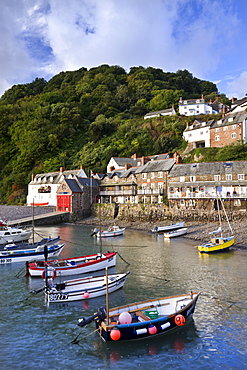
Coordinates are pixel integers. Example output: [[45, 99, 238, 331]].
[[197, 194, 234, 253], [45, 271, 130, 302], [152, 222, 184, 233], [0, 219, 32, 245], [26, 251, 117, 277], [164, 227, 188, 238], [91, 226, 125, 238], [77, 291, 200, 342], [0, 237, 65, 264]]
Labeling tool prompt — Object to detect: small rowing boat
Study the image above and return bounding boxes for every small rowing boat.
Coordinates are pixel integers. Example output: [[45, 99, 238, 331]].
[[91, 226, 125, 238], [77, 291, 200, 342], [45, 271, 130, 302], [26, 251, 117, 277], [152, 222, 184, 233], [164, 228, 188, 238]]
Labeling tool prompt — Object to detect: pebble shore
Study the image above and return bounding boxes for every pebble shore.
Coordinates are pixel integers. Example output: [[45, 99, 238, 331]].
[[77, 217, 247, 251], [1, 205, 246, 251]]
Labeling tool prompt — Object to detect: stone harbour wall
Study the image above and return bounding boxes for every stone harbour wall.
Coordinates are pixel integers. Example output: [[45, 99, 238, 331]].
[[92, 203, 247, 223]]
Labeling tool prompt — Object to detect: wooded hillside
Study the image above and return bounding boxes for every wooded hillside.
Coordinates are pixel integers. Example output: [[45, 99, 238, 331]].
[[0, 64, 239, 204]]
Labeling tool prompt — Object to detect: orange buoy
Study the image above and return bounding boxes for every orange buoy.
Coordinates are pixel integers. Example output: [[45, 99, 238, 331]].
[[110, 328, 121, 341], [174, 314, 186, 326], [83, 291, 90, 299]]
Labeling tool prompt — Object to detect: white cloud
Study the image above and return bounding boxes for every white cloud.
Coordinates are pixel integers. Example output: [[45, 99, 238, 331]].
[[226, 71, 247, 99], [0, 0, 246, 98]]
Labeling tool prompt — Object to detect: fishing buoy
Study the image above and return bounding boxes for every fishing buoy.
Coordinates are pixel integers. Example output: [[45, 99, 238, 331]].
[[174, 314, 186, 326], [83, 291, 90, 299], [148, 324, 157, 335], [110, 328, 121, 341], [119, 311, 132, 324]]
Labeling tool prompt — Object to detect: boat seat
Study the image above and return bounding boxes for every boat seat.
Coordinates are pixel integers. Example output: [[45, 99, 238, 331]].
[[135, 311, 150, 321]]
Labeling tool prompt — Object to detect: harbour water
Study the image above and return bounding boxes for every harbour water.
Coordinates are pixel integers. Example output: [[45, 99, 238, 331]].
[[1, 223, 247, 369]]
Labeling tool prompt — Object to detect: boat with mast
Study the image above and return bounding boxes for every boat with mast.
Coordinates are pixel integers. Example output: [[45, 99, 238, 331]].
[[197, 193, 234, 253]]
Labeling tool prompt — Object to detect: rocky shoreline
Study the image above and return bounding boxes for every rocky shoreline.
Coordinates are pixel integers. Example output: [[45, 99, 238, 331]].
[[77, 217, 247, 251]]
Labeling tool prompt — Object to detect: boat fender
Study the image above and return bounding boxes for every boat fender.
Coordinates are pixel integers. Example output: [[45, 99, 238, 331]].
[[174, 314, 186, 326], [42, 267, 56, 280], [110, 328, 121, 341], [135, 328, 148, 335], [160, 322, 171, 330], [148, 324, 157, 335], [83, 291, 90, 299]]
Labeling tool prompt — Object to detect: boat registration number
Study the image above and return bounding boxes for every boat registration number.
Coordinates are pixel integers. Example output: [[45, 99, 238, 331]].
[[49, 293, 69, 301], [0, 258, 12, 264]]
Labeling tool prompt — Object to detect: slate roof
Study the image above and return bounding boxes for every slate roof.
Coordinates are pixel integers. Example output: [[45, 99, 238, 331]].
[[168, 161, 247, 178], [211, 111, 246, 128], [184, 119, 214, 132], [144, 108, 175, 117], [31, 170, 83, 184], [135, 158, 175, 173], [64, 177, 100, 192]]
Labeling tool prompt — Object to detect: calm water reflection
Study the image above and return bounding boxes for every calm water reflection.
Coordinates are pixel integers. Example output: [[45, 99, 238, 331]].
[[1, 223, 247, 369]]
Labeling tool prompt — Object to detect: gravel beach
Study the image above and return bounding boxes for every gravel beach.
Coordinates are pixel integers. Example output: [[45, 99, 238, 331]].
[[1, 205, 246, 251]]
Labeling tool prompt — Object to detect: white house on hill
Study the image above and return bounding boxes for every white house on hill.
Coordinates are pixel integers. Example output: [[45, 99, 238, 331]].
[[26, 167, 87, 207]]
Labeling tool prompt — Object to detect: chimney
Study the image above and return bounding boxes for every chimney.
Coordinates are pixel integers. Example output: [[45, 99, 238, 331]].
[[232, 97, 236, 103], [60, 166, 64, 173], [31, 173, 35, 181], [201, 94, 204, 99], [222, 106, 226, 117], [125, 163, 131, 170], [186, 122, 189, 128], [141, 156, 145, 165], [174, 152, 182, 164], [179, 97, 183, 102], [216, 96, 218, 101], [80, 165, 83, 169], [131, 153, 137, 159]]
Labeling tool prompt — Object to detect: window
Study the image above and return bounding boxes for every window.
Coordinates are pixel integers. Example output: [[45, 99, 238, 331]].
[[223, 126, 228, 131], [158, 182, 163, 189], [158, 172, 163, 178], [142, 173, 147, 179], [238, 174, 245, 180], [200, 131, 203, 135], [232, 125, 236, 130], [232, 133, 236, 139], [214, 175, 220, 181], [180, 176, 185, 182], [190, 176, 196, 182], [151, 172, 155, 179], [215, 127, 220, 132], [226, 174, 232, 181], [215, 135, 220, 141]]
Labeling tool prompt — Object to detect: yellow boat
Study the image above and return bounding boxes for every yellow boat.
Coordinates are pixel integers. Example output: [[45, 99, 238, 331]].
[[197, 192, 234, 253], [197, 236, 235, 253]]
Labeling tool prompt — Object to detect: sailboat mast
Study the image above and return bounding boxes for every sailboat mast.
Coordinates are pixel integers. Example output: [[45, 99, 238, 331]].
[[216, 191, 222, 237]]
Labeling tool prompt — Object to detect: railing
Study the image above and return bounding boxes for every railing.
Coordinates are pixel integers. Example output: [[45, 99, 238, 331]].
[[137, 189, 164, 195], [168, 192, 247, 199], [99, 189, 136, 196]]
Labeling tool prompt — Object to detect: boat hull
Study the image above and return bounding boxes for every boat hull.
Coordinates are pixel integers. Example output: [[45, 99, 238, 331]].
[[46, 272, 129, 302], [152, 222, 184, 233], [197, 236, 234, 253], [94, 292, 200, 342], [28, 252, 117, 277], [94, 228, 125, 238], [164, 228, 188, 238], [0, 243, 65, 264]]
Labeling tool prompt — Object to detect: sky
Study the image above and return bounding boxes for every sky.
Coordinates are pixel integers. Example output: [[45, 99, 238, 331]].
[[1, 0, 247, 99]]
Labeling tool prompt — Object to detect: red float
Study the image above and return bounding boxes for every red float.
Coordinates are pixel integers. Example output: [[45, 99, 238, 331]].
[[174, 314, 186, 326], [148, 324, 157, 335], [110, 328, 121, 341]]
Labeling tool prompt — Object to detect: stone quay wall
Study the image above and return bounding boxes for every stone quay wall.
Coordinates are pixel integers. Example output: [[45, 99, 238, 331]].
[[92, 203, 247, 223]]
